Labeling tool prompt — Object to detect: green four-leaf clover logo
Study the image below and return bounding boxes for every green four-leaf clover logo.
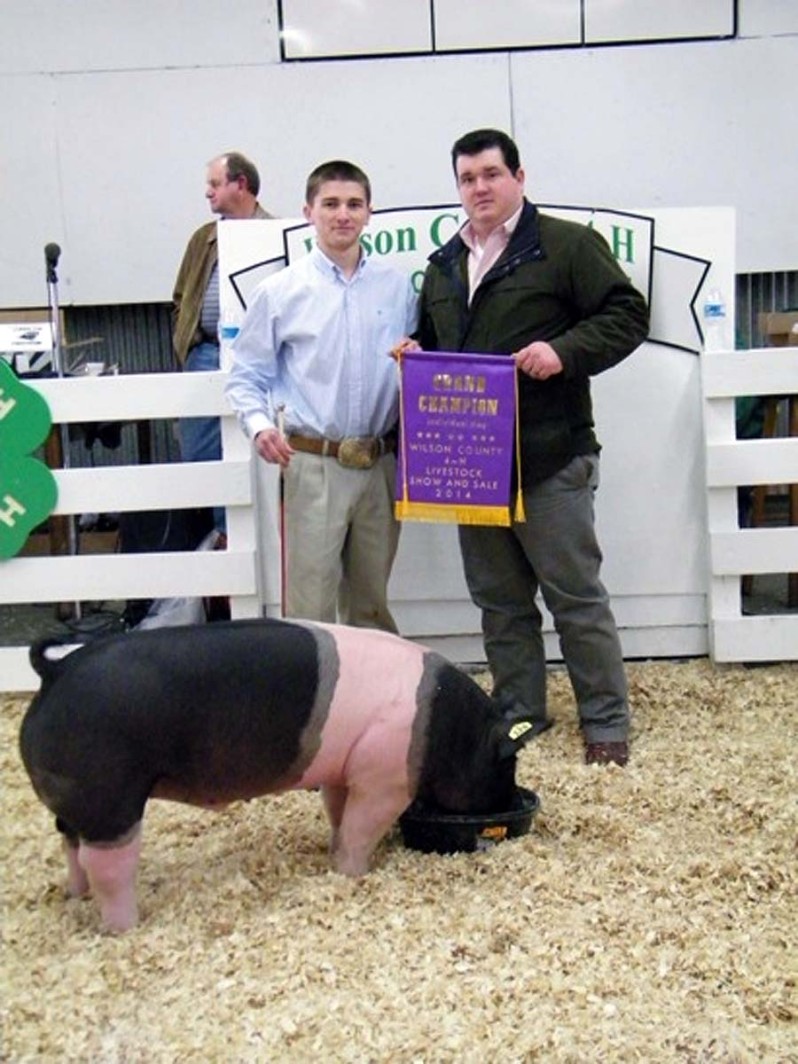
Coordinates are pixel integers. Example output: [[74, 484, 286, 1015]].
[[0, 359, 58, 559]]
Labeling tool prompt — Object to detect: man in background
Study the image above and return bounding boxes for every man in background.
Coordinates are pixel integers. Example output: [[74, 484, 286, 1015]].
[[172, 151, 273, 529], [225, 160, 417, 631]]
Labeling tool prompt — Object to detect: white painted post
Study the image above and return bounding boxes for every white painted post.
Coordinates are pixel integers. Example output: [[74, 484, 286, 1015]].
[[701, 347, 798, 662]]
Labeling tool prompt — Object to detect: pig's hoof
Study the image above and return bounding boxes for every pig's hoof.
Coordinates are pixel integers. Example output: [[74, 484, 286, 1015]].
[[99, 905, 139, 934], [65, 885, 90, 900], [64, 876, 90, 899], [101, 915, 138, 935], [332, 853, 370, 877]]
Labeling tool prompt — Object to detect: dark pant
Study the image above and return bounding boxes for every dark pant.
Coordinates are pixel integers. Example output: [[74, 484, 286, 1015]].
[[458, 454, 629, 742]]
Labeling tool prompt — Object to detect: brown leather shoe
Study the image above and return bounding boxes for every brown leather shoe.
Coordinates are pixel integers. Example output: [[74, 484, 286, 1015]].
[[585, 740, 629, 767]]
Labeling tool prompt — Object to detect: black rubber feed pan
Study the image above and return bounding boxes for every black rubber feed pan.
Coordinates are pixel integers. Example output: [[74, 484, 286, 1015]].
[[399, 786, 540, 855]]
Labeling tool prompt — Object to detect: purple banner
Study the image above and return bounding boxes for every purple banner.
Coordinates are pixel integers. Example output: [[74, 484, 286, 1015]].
[[396, 350, 521, 526]]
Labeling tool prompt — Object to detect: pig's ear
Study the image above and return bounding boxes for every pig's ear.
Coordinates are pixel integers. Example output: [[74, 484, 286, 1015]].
[[496, 715, 542, 760], [492, 695, 552, 758]]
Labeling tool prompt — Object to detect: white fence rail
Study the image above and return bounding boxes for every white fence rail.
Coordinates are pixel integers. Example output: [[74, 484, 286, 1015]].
[[1, 371, 261, 692], [701, 346, 798, 662], [3, 348, 797, 692]]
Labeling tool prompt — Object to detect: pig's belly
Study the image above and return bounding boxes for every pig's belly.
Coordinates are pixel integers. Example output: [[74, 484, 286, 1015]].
[[150, 779, 279, 807]]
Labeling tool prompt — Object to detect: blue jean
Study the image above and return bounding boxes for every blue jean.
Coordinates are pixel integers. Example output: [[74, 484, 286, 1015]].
[[178, 342, 225, 532], [458, 454, 629, 742]]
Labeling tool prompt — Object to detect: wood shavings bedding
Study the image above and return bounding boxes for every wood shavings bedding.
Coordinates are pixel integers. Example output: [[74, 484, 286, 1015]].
[[2, 658, 796, 1062]]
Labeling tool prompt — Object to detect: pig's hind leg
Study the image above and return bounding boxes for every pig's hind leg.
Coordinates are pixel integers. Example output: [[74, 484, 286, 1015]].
[[78, 823, 143, 933], [56, 819, 89, 898], [64, 840, 90, 898]]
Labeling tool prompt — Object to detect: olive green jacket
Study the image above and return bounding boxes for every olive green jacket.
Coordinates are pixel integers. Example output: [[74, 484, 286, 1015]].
[[417, 200, 650, 484], [172, 204, 271, 366]]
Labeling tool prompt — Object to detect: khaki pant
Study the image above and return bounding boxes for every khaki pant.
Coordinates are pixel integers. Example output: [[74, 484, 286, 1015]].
[[282, 451, 400, 632]]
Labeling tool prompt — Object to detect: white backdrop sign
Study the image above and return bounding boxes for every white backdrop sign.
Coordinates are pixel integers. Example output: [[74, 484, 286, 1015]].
[[218, 205, 735, 659]]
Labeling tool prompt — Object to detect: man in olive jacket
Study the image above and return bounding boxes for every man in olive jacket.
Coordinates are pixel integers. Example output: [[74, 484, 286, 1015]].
[[410, 128, 649, 766], [172, 153, 272, 532]]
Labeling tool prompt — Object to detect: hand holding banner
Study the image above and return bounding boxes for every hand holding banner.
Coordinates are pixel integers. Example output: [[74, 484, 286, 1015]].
[[395, 350, 524, 527]]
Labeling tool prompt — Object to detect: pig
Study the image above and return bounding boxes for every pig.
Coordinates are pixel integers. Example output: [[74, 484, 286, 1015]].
[[19, 617, 538, 932]]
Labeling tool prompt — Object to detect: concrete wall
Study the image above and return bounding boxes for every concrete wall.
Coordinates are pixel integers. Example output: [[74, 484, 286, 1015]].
[[1, 0, 795, 307]]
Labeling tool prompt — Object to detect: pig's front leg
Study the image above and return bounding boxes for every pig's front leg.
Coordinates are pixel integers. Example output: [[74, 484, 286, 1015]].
[[78, 824, 142, 933], [332, 788, 409, 877], [321, 784, 347, 856]]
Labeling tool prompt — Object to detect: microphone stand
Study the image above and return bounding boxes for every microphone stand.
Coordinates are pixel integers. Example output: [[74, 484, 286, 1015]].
[[46, 245, 82, 620]]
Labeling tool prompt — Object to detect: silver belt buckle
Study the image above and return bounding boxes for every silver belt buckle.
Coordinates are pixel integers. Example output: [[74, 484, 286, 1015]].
[[337, 436, 378, 469]]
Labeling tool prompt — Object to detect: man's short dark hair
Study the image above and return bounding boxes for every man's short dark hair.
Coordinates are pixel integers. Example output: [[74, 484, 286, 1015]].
[[305, 160, 372, 206], [221, 152, 261, 196], [451, 129, 521, 176]]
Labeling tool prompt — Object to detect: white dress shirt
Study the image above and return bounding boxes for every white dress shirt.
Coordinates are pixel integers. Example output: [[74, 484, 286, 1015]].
[[226, 244, 418, 440]]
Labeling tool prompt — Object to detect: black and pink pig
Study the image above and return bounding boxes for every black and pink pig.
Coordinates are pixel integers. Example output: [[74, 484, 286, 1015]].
[[20, 618, 537, 932]]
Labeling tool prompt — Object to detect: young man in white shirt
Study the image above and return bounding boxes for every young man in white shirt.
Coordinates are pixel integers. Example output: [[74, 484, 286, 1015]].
[[226, 160, 418, 631]]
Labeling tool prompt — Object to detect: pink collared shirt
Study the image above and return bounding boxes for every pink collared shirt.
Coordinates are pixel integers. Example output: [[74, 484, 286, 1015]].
[[460, 204, 524, 303]]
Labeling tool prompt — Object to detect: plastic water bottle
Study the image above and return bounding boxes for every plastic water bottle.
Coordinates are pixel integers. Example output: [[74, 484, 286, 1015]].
[[219, 320, 239, 347], [218, 319, 240, 370], [701, 288, 729, 352]]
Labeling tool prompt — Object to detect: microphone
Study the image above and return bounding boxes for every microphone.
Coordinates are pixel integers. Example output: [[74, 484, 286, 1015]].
[[45, 242, 61, 282]]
